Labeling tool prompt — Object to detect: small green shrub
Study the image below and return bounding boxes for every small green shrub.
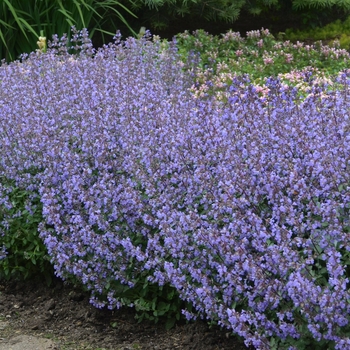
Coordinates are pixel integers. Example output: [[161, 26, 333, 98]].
[[88, 275, 190, 330], [0, 179, 54, 284]]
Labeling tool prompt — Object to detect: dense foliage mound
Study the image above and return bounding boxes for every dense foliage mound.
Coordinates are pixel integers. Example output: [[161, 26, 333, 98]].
[[1, 29, 350, 349], [285, 15, 350, 50]]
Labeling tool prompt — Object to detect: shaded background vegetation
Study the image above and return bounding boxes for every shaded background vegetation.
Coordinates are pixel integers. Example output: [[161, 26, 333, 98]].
[[117, 0, 350, 39], [2, 0, 350, 62]]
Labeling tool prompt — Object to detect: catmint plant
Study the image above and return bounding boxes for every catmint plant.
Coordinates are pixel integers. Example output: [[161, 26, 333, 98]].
[[1, 28, 350, 349]]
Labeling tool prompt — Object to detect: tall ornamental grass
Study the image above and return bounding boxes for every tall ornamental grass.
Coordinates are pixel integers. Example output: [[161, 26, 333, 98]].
[[0, 0, 137, 62], [1, 30, 350, 349]]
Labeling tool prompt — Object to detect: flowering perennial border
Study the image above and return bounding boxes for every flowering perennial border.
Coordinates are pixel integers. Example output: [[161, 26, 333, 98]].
[[1, 30, 350, 349]]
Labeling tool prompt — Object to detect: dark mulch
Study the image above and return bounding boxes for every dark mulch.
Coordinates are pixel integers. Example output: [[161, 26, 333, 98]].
[[0, 277, 253, 349]]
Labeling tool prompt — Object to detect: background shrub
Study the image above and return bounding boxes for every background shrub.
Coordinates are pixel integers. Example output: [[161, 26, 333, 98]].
[[119, 0, 350, 39], [285, 15, 350, 50]]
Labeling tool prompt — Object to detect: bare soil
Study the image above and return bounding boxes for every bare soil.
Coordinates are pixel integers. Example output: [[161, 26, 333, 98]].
[[0, 277, 253, 350]]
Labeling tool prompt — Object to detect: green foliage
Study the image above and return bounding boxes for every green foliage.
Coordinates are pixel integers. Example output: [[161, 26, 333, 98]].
[[125, 0, 350, 31], [0, 0, 137, 62], [85, 273, 189, 330], [0, 179, 54, 284], [292, 0, 350, 10], [127, 0, 291, 30], [285, 15, 350, 50], [129, 280, 186, 330], [130, 0, 243, 21]]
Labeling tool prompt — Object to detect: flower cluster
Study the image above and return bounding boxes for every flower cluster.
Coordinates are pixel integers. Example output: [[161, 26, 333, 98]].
[[181, 28, 350, 104], [1, 29, 350, 349]]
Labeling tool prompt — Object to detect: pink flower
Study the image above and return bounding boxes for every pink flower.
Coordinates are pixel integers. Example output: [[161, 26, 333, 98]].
[[285, 54, 293, 63], [263, 57, 274, 65]]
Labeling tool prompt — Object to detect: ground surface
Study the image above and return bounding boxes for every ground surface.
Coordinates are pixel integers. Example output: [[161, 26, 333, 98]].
[[0, 278, 252, 350]]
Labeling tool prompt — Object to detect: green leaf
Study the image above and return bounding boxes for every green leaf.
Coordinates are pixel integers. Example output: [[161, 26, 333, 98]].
[[165, 317, 176, 330], [166, 289, 174, 300], [2, 0, 28, 39], [72, 0, 87, 28]]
